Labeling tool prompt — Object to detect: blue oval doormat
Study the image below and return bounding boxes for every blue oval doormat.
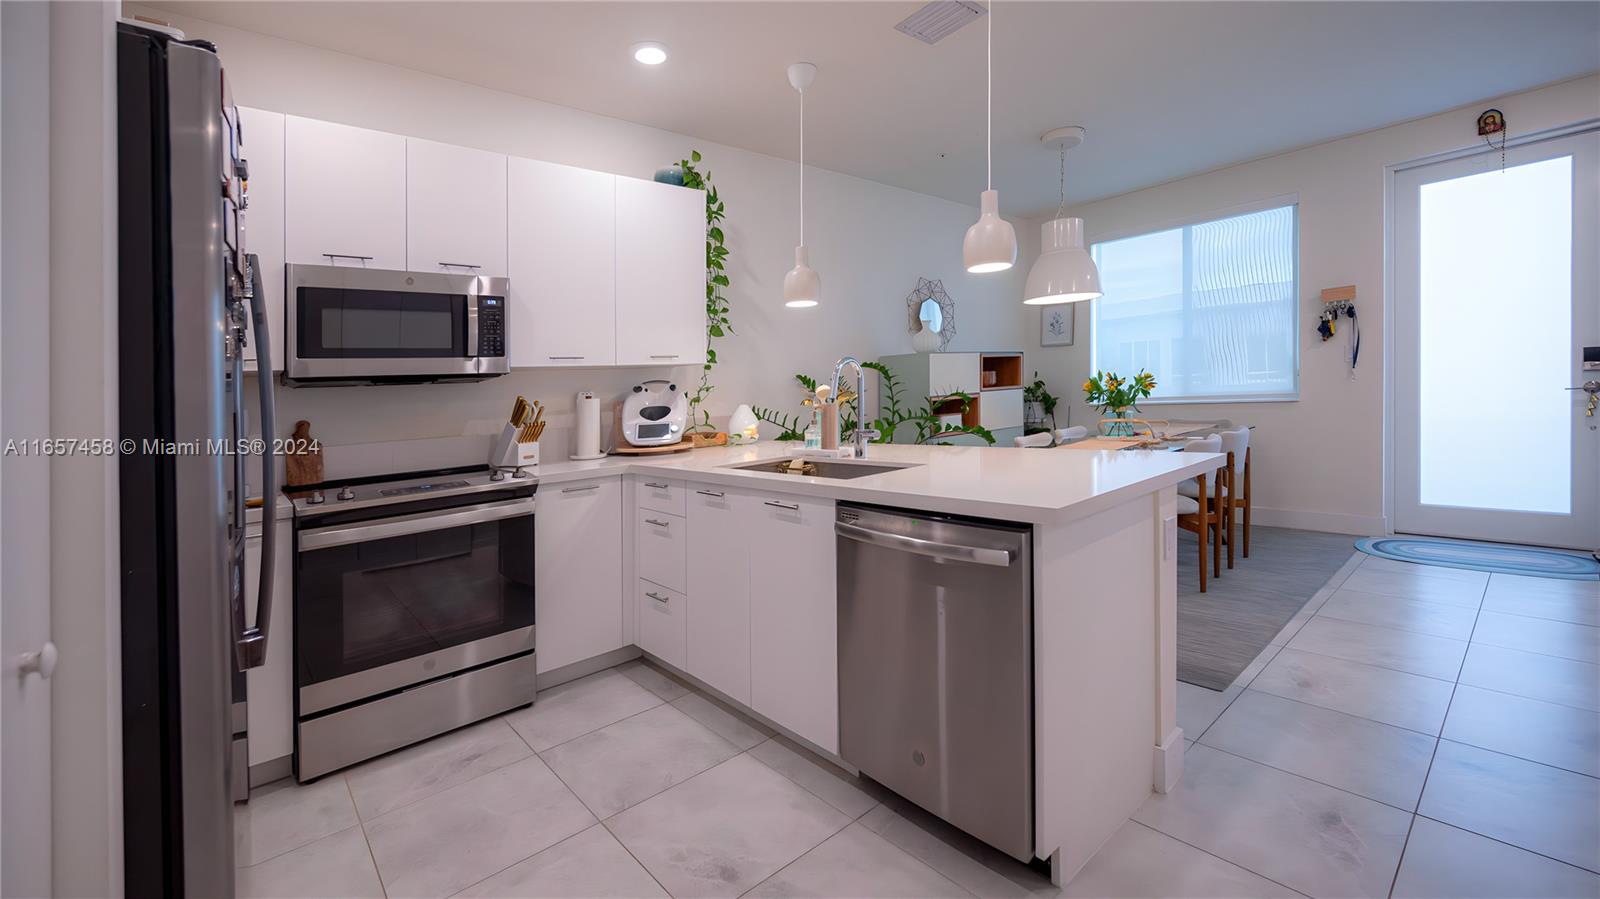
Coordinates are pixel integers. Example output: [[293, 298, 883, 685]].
[[1355, 536, 1600, 581]]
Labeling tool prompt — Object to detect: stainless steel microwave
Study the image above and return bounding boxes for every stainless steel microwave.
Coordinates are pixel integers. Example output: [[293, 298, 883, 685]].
[[284, 264, 510, 385]]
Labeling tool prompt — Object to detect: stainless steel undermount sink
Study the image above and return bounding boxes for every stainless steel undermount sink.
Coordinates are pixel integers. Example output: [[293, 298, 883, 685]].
[[725, 459, 918, 480]]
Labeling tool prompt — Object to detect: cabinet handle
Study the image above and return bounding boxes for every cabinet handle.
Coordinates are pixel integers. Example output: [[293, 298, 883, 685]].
[[696, 489, 724, 498], [548, 355, 585, 360], [644, 518, 670, 527], [764, 500, 800, 512], [644, 482, 669, 490], [322, 253, 373, 262], [438, 261, 480, 270], [646, 591, 670, 604], [650, 355, 680, 360], [561, 484, 599, 494]]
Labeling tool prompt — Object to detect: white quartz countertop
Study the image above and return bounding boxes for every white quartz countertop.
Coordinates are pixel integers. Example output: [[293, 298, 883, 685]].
[[529, 442, 1221, 524]]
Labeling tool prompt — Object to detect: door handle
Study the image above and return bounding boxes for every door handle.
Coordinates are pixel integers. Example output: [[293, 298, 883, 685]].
[[644, 518, 671, 528], [561, 484, 600, 493], [834, 521, 1014, 567], [16, 642, 58, 681]]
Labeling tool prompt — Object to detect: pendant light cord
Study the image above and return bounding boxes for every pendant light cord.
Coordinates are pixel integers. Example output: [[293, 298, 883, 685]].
[[1054, 143, 1067, 220], [799, 87, 805, 245], [986, 0, 993, 190]]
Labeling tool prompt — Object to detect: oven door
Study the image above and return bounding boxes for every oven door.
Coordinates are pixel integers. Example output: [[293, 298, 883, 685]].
[[284, 264, 508, 381], [294, 494, 535, 716]]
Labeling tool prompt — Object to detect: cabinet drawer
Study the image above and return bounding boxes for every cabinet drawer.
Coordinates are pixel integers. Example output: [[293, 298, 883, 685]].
[[636, 476, 686, 517], [636, 579, 686, 670], [635, 506, 686, 593], [979, 388, 1024, 431]]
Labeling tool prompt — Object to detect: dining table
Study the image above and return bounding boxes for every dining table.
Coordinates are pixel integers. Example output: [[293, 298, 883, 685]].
[[1054, 419, 1251, 451]]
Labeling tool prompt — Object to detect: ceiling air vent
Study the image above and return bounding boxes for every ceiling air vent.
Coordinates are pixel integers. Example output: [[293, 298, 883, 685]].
[[894, 1, 986, 44]]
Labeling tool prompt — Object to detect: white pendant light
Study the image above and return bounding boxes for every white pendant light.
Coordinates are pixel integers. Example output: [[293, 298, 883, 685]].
[[784, 62, 820, 308], [963, 1, 1016, 274], [1024, 126, 1102, 305]]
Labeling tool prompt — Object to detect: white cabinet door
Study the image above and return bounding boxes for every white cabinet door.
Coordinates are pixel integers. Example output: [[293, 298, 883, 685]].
[[507, 158, 615, 366], [407, 138, 507, 277], [979, 388, 1023, 431], [636, 578, 687, 670], [686, 483, 752, 705], [244, 516, 293, 766], [635, 505, 686, 594], [284, 116, 406, 269], [748, 492, 838, 753], [239, 107, 285, 373], [614, 177, 704, 366], [535, 476, 624, 674]]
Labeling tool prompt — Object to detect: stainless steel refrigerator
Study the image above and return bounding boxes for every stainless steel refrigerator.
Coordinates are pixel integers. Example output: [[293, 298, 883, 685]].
[[118, 20, 278, 898]]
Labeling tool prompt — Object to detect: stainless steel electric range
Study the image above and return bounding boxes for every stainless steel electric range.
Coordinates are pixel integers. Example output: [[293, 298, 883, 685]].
[[289, 466, 536, 781]]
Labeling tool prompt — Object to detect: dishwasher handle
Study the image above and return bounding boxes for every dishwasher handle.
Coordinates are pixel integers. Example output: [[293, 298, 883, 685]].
[[835, 520, 1014, 567]]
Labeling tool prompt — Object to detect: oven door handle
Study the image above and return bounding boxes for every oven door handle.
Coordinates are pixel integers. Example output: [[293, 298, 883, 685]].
[[298, 497, 536, 551]]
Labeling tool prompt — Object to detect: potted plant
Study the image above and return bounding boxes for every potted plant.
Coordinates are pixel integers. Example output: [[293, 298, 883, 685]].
[[1083, 369, 1156, 436], [1022, 372, 1058, 433]]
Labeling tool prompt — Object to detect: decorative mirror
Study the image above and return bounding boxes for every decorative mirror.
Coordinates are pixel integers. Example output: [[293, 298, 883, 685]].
[[906, 278, 956, 353]]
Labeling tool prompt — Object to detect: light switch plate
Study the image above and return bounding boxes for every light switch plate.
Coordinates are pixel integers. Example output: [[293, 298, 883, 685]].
[[1163, 516, 1177, 561]]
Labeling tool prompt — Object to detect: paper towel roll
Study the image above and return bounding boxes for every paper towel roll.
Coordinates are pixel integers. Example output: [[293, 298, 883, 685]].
[[574, 391, 603, 458]]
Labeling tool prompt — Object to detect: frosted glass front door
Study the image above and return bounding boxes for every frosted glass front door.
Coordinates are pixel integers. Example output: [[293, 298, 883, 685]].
[[1393, 131, 1599, 548]]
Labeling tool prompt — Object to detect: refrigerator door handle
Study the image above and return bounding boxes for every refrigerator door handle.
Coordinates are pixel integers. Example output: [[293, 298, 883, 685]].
[[236, 254, 276, 670]]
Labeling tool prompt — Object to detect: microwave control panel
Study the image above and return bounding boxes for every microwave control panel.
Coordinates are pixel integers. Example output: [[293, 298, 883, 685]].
[[478, 296, 506, 358]]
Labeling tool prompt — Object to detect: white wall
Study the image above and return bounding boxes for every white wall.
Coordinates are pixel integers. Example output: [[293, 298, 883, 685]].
[[127, 5, 1034, 471], [1028, 74, 1600, 535]]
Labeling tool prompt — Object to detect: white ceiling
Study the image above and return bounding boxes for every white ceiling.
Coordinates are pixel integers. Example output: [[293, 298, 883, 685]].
[[149, 1, 1599, 217]]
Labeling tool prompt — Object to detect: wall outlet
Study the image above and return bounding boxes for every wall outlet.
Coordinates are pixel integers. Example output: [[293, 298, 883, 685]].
[[1163, 516, 1177, 561]]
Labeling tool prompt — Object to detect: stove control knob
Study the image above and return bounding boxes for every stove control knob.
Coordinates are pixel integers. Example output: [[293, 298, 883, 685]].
[[306, 490, 326, 505], [336, 486, 356, 502]]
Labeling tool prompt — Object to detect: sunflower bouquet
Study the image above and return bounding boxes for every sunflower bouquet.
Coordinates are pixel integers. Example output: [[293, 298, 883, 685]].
[[1082, 369, 1157, 436]]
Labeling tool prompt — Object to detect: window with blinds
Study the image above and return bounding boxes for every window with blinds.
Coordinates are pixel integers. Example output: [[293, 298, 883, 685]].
[[1089, 203, 1299, 402]]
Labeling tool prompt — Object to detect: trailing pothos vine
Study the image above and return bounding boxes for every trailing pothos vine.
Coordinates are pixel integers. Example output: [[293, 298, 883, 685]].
[[752, 362, 995, 445], [678, 151, 731, 433]]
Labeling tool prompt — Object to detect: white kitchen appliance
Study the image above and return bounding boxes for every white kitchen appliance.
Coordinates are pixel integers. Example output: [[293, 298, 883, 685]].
[[621, 379, 687, 447]]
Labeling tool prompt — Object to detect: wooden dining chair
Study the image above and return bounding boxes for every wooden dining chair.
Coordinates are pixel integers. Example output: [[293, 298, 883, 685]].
[[1220, 427, 1252, 558], [1013, 431, 1054, 448], [1176, 435, 1226, 592]]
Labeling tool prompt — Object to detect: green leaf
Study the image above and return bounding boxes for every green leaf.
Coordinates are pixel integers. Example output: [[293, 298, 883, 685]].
[[691, 150, 702, 162], [711, 274, 729, 287]]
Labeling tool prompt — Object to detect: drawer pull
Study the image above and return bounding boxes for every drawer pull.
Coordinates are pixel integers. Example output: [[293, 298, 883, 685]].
[[644, 482, 670, 490], [696, 489, 725, 498], [644, 518, 670, 528], [646, 591, 670, 604], [764, 500, 800, 512], [561, 484, 599, 494]]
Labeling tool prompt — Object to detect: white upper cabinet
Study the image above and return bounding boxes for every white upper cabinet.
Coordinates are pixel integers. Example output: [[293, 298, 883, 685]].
[[507, 158, 615, 367], [406, 138, 507, 277], [238, 107, 284, 372], [615, 177, 705, 366], [284, 116, 406, 269]]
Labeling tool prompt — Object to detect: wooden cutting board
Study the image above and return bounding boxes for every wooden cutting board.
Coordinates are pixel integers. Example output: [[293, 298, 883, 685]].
[[283, 420, 324, 486]]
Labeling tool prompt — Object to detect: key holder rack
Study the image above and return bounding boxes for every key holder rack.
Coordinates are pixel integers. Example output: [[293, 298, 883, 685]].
[[1318, 285, 1361, 375]]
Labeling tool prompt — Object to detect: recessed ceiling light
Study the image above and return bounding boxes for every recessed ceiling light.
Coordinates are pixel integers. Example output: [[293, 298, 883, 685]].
[[632, 42, 668, 65]]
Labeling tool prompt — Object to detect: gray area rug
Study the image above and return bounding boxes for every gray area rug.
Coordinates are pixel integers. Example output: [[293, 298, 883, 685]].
[[1177, 526, 1358, 691]]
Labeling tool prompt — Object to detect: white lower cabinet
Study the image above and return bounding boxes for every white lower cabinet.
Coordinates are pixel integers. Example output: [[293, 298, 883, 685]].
[[635, 503, 686, 593], [747, 493, 838, 753], [636, 579, 687, 669], [245, 513, 293, 767], [535, 476, 624, 674], [686, 484, 752, 705]]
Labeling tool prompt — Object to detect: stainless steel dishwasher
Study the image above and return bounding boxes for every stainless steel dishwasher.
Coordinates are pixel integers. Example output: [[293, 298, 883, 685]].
[[835, 503, 1034, 862]]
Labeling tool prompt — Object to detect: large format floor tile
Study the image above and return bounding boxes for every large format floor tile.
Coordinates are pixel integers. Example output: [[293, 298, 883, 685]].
[[1457, 643, 1600, 711], [1418, 740, 1600, 873], [1317, 589, 1479, 640], [1471, 609, 1600, 664], [540, 703, 741, 818], [344, 718, 531, 820], [1286, 616, 1468, 681], [363, 755, 595, 898], [505, 669, 664, 752], [607, 753, 851, 898], [1250, 646, 1454, 734], [1443, 684, 1600, 776], [1133, 744, 1412, 898], [1201, 690, 1436, 809], [858, 803, 1057, 899], [745, 822, 972, 898], [235, 825, 384, 899], [617, 658, 692, 701], [1176, 681, 1238, 740], [1392, 816, 1600, 899], [1339, 568, 1486, 608], [1483, 575, 1600, 626], [747, 736, 880, 819], [1060, 820, 1300, 899], [671, 691, 773, 750], [452, 824, 668, 898], [234, 775, 360, 867], [1357, 556, 1490, 585]]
